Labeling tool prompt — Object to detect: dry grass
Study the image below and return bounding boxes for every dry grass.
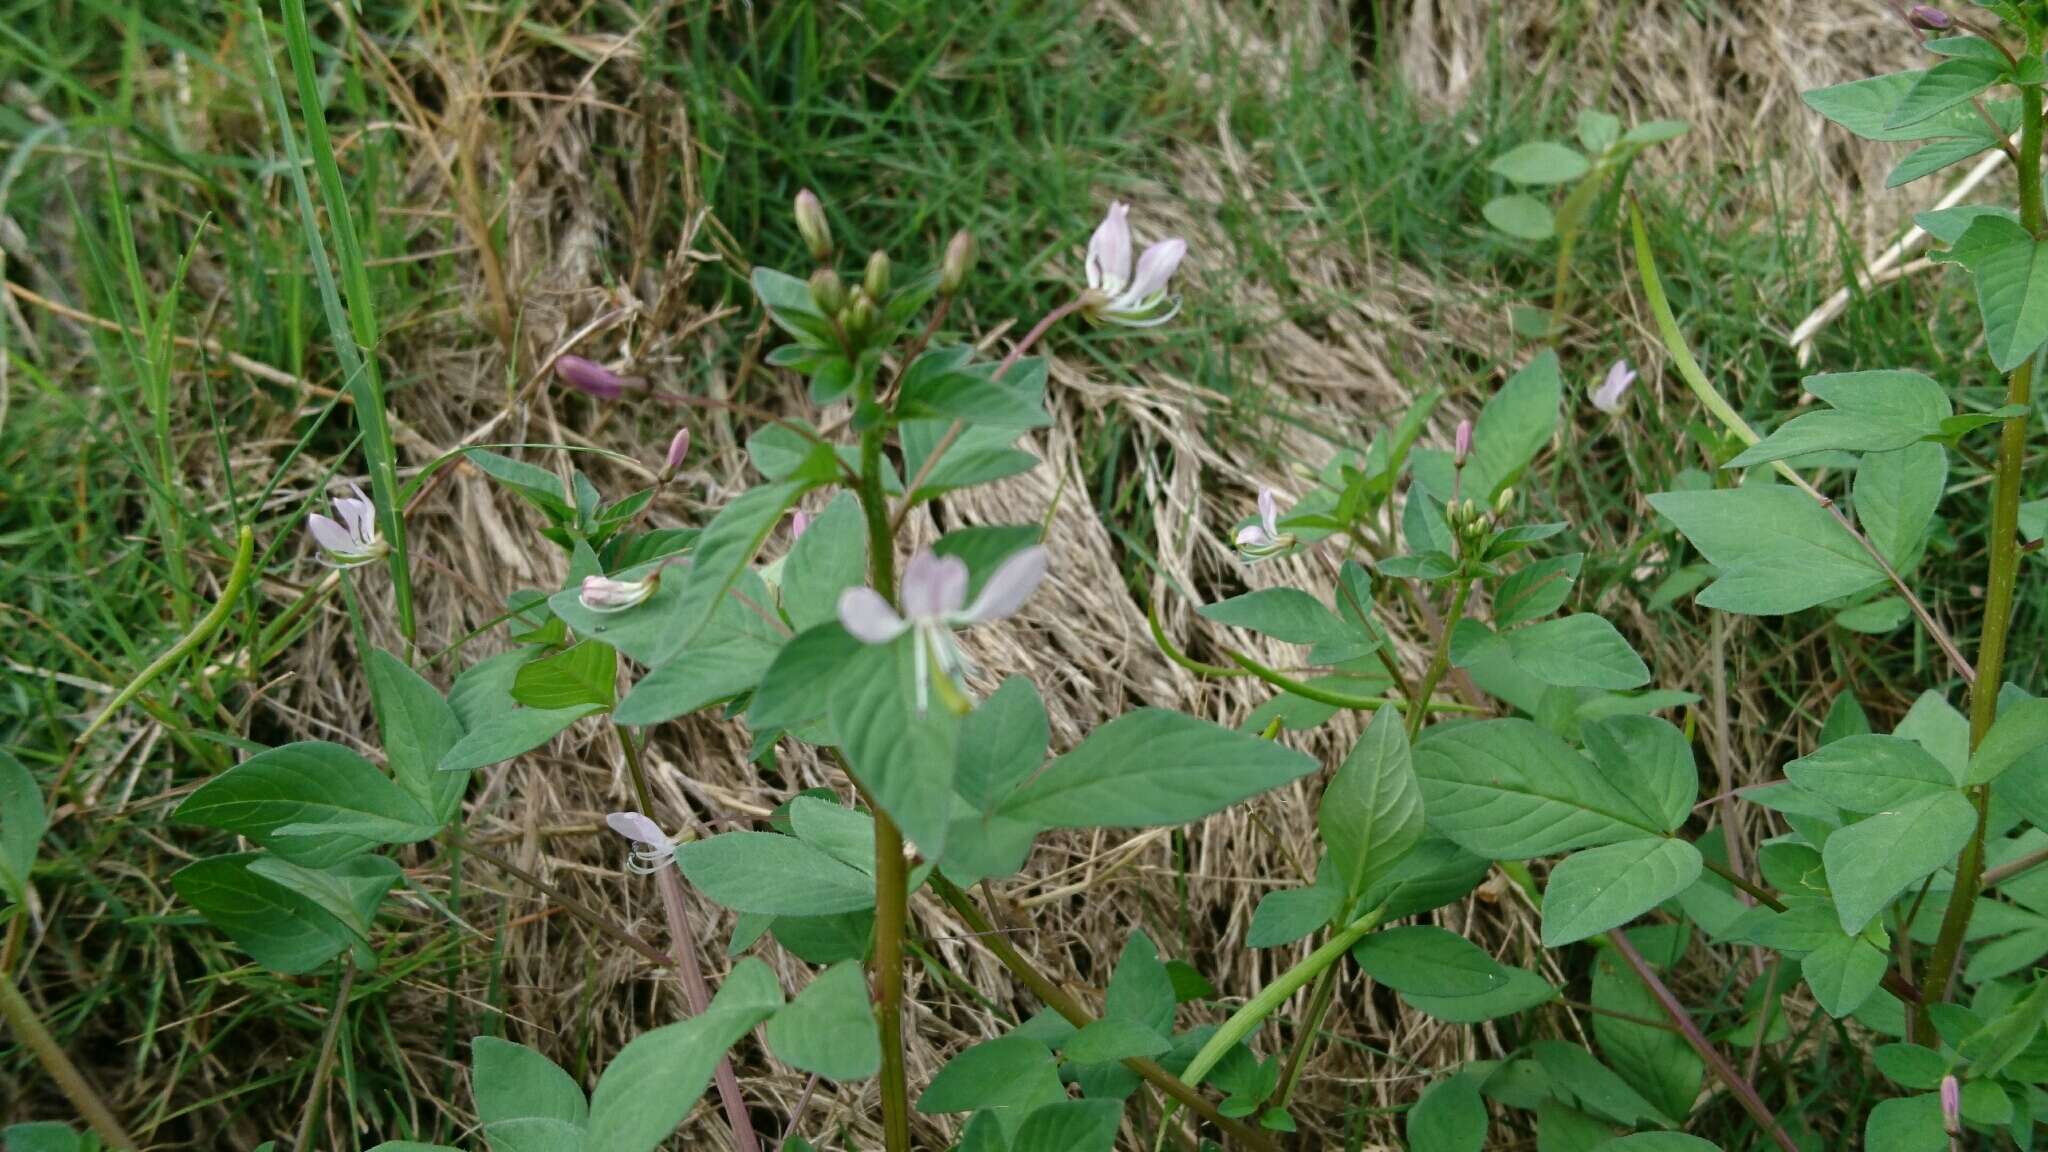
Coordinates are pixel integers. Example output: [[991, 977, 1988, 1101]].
[[3, 0, 1967, 1147]]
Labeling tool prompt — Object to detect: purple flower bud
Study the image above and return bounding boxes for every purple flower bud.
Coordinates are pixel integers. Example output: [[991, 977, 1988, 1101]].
[[1454, 419, 1474, 468], [1940, 1075, 1962, 1134], [663, 426, 690, 474], [554, 355, 642, 400], [1908, 4, 1953, 30], [789, 509, 811, 540]]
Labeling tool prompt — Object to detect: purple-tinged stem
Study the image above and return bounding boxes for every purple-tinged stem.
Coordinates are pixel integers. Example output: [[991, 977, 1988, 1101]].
[[658, 864, 759, 1152]]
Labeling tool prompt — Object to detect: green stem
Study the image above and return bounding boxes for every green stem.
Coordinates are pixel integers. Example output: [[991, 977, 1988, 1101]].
[[1923, 83, 2044, 1024], [1406, 578, 1473, 740], [292, 961, 356, 1152], [1274, 963, 1339, 1108], [0, 965, 140, 1150]]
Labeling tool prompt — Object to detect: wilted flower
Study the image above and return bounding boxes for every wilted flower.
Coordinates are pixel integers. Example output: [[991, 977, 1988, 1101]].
[[554, 355, 642, 400], [580, 572, 659, 613], [1453, 419, 1474, 468], [606, 811, 676, 873], [307, 483, 388, 568], [1907, 4, 1953, 30], [1080, 202, 1187, 327], [1592, 359, 1638, 415], [837, 546, 1049, 713], [1234, 488, 1298, 563]]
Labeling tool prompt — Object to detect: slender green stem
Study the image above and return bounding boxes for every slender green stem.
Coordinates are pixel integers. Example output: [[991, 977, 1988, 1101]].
[[1924, 83, 2044, 1022], [1406, 578, 1473, 740], [1274, 963, 1338, 1108], [926, 876, 1277, 1151], [292, 961, 356, 1152], [0, 963, 140, 1150], [1147, 600, 1477, 715]]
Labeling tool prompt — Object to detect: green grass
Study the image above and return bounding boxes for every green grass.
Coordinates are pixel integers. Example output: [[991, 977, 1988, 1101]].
[[0, 0, 2041, 1147]]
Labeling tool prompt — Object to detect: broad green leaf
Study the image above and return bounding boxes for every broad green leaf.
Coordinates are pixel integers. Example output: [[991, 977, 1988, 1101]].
[[1824, 791, 1977, 932], [649, 467, 833, 663], [1490, 141, 1589, 185], [1504, 614, 1649, 689], [830, 641, 957, 858], [610, 593, 782, 726], [1872, 1043, 1950, 1089], [1950, 213, 2048, 370], [1494, 553, 1583, 627], [1412, 719, 1667, 858], [1957, 975, 2048, 1080], [1970, 697, 2048, 785], [1898, 690, 1971, 780], [1541, 838, 1702, 946], [1061, 1017, 1170, 1064], [1855, 443, 1946, 571], [1247, 883, 1342, 948], [511, 640, 616, 711], [917, 1036, 1065, 1120], [1804, 71, 1993, 142], [1601, 1137, 1722, 1152], [769, 911, 874, 966], [1103, 932, 1177, 1035], [1916, 203, 2019, 244], [1484, 194, 1556, 241], [1890, 135, 1999, 187], [674, 832, 876, 916], [171, 853, 354, 974], [1802, 930, 1889, 1018], [1528, 1040, 1671, 1128], [465, 449, 571, 517], [1886, 58, 2003, 130], [586, 958, 782, 1152], [1785, 734, 1958, 812], [1864, 1094, 1943, 1152], [0, 751, 46, 904], [1319, 706, 1424, 904], [932, 525, 1043, 604], [955, 677, 1049, 814], [1726, 371, 1951, 468], [1364, 834, 1492, 921], [764, 961, 880, 1081], [438, 702, 604, 774], [1198, 588, 1351, 646], [1401, 965, 1557, 1023], [1407, 1072, 1487, 1152], [788, 797, 876, 875], [1008, 1099, 1121, 1152], [900, 418, 1037, 504], [1591, 951, 1700, 1122], [1533, 1102, 1617, 1152], [751, 267, 837, 347], [1577, 109, 1621, 153], [998, 710, 1317, 830], [1581, 716, 1697, 834], [745, 622, 862, 738], [897, 347, 1052, 429], [779, 492, 867, 631], [175, 742, 438, 867], [1647, 486, 1883, 614], [245, 854, 400, 941], [472, 1037, 588, 1133], [365, 650, 467, 825], [1351, 925, 1509, 998]]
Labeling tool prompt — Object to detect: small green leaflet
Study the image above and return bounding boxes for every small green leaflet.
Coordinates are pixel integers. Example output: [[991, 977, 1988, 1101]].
[[175, 742, 438, 867], [1855, 442, 1945, 571], [585, 957, 782, 1152], [244, 855, 400, 941], [764, 961, 881, 1081], [675, 832, 876, 916], [1725, 371, 1951, 468], [1540, 838, 1703, 946], [1407, 1072, 1488, 1152], [171, 853, 356, 974], [1489, 141, 1589, 185], [1784, 734, 1958, 811], [1945, 213, 2048, 371], [1823, 791, 1977, 932], [364, 649, 467, 825], [1412, 719, 1672, 859], [472, 1037, 588, 1137], [998, 709, 1317, 830], [1885, 58, 2004, 131], [1648, 485, 1883, 615], [1319, 706, 1424, 904], [1502, 614, 1649, 689], [1351, 925, 1509, 998], [511, 640, 617, 710], [1484, 195, 1556, 241], [1969, 697, 2048, 785], [0, 751, 46, 905], [1198, 587, 1352, 647]]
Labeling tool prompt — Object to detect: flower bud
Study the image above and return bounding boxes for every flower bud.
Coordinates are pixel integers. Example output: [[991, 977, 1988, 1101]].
[[789, 509, 811, 540], [864, 249, 891, 300], [1907, 4, 1953, 30], [939, 230, 975, 295], [1494, 487, 1516, 517], [659, 426, 690, 480], [809, 268, 848, 317], [843, 289, 878, 339], [579, 572, 658, 613], [554, 354, 639, 400], [1453, 419, 1474, 468], [1940, 1075, 1961, 1135], [794, 189, 832, 261]]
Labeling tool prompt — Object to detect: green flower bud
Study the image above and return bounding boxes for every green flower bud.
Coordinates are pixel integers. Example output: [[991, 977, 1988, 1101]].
[[794, 189, 833, 262], [939, 230, 975, 295], [809, 268, 848, 317], [864, 249, 892, 300], [843, 289, 878, 339]]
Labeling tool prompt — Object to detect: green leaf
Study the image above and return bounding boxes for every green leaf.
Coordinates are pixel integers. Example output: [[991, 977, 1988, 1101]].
[[1785, 734, 1959, 811], [1407, 1072, 1487, 1152], [1864, 1094, 1944, 1152], [752, 267, 837, 347], [1198, 588, 1351, 646], [1528, 1040, 1671, 1128], [171, 853, 354, 974], [586, 957, 782, 1152], [1489, 141, 1590, 185], [1622, 119, 1690, 145], [899, 419, 1037, 504], [1504, 614, 1650, 689], [1950, 213, 2048, 370], [245, 854, 400, 942], [1886, 58, 2003, 129], [1401, 966, 1557, 1023], [788, 798, 877, 875], [465, 450, 570, 517], [1541, 838, 1703, 946], [1581, 716, 1697, 834], [1412, 719, 1668, 858], [0, 1126, 88, 1152], [1247, 883, 1342, 948], [745, 622, 862, 738], [1413, 352, 1561, 501], [1320, 706, 1425, 904], [1726, 371, 1952, 468], [1351, 925, 1510, 998], [1804, 71, 1993, 141], [956, 677, 1049, 814], [917, 1036, 1065, 1119], [1890, 135, 2000, 187], [365, 650, 467, 825], [830, 641, 958, 858], [1957, 975, 2048, 1080], [780, 493, 867, 632], [1533, 1103, 1617, 1152], [1103, 931, 1176, 1035], [1484, 194, 1556, 241], [511, 640, 617, 711], [1008, 1099, 1122, 1152], [661, 471, 833, 662], [897, 346, 1053, 429], [472, 1037, 588, 1135], [174, 742, 438, 867], [1647, 485, 1884, 614], [1494, 553, 1583, 628], [998, 710, 1317, 830], [438, 702, 604, 775], [0, 751, 47, 905], [610, 597, 782, 726], [1591, 951, 1700, 1122], [1873, 1043, 1950, 1089], [1856, 443, 1946, 571], [674, 832, 876, 916], [1061, 1016, 1170, 1064], [1801, 930, 1890, 1018], [1600, 1137, 1722, 1152], [1577, 109, 1622, 153], [1823, 791, 1978, 932], [1364, 834, 1492, 921], [764, 961, 881, 1081], [1970, 697, 2048, 785]]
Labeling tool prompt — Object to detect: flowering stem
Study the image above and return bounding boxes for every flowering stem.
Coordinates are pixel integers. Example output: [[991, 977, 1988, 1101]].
[[1406, 578, 1473, 741], [0, 965, 139, 1150], [1922, 80, 2044, 1028]]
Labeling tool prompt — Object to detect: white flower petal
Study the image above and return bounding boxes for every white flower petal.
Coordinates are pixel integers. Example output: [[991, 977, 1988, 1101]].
[[1085, 202, 1132, 294], [1121, 237, 1186, 305], [838, 587, 909, 644], [606, 811, 667, 847], [1258, 488, 1279, 536], [900, 551, 969, 620], [1236, 524, 1273, 548], [308, 513, 358, 556], [961, 546, 1048, 624]]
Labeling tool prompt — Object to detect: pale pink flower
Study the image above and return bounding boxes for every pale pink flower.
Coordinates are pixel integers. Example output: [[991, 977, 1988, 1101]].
[[1234, 488, 1297, 563], [1081, 202, 1186, 327], [554, 355, 643, 400], [662, 426, 690, 474], [307, 482, 387, 568], [1453, 419, 1474, 468], [837, 547, 1048, 712], [579, 573, 658, 613], [1592, 359, 1637, 415], [606, 811, 675, 873]]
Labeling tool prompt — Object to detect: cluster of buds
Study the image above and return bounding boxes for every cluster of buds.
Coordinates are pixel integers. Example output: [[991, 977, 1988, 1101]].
[[794, 189, 976, 339], [1446, 487, 1516, 558]]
